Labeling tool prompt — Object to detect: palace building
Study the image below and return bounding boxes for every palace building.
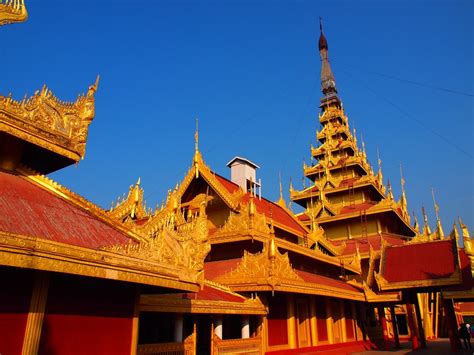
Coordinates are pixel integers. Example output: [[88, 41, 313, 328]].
[[1, 3, 472, 354]]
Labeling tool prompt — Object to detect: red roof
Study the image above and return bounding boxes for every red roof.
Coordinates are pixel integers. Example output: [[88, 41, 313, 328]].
[[296, 270, 362, 293], [213, 173, 307, 236], [444, 249, 473, 292], [214, 174, 241, 193], [331, 234, 407, 255], [0, 171, 132, 249], [181, 285, 245, 303], [380, 240, 457, 283], [340, 202, 377, 214], [459, 302, 474, 313], [204, 259, 241, 280], [241, 194, 306, 235]]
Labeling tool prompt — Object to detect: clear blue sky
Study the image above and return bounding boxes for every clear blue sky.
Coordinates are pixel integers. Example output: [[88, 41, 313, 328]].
[[2, 0, 473, 232]]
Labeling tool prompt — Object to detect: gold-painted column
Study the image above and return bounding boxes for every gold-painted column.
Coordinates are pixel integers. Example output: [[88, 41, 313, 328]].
[[22, 271, 50, 355], [339, 300, 347, 343], [310, 296, 318, 346], [325, 298, 334, 344], [287, 295, 296, 349], [130, 288, 140, 355]]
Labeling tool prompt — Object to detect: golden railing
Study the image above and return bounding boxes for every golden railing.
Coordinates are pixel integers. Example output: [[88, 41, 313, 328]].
[[211, 333, 262, 355], [137, 333, 195, 355]]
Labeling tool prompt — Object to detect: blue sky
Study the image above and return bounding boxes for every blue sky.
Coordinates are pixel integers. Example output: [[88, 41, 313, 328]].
[[2, 0, 473, 232]]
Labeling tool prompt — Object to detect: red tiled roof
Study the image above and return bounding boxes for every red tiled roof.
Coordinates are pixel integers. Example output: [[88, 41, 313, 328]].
[[0, 171, 132, 249], [212, 172, 307, 236], [340, 202, 377, 214], [381, 240, 456, 283], [297, 214, 310, 222], [181, 285, 245, 303], [295, 270, 362, 293], [331, 234, 407, 255], [204, 259, 241, 280], [339, 177, 360, 187], [214, 174, 241, 193], [241, 194, 306, 235]]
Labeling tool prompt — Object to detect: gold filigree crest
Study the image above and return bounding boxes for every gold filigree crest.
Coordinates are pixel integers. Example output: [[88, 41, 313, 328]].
[[0, 0, 27, 26], [0, 77, 99, 161]]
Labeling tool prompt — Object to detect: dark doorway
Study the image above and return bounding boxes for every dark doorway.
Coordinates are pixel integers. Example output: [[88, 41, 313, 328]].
[[196, 314, 211, 355]]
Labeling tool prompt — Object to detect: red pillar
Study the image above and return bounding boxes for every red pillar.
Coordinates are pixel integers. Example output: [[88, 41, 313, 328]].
[[442, 298, 461, 352], [406, 302, 420, 350], [378, 305, 390, 351]]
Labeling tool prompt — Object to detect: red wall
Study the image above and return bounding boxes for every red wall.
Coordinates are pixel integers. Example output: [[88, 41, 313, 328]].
[[267, 293, 288, 346], [0, 267, 33, 355], [39, 274, 136, 355], [316, 300, 328, 342]]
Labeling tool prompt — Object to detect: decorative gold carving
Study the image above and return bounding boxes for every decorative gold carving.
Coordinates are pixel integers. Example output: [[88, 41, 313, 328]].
[[216, 234, 302, 291], [0, 231, 200, 291], [105, 198, 211, 281], [216, 200, 270, 237], [139, 281, 266, 315], [108, 177, 151, 222], [0, 0, 27, 26], [0, 77, 99, 162]]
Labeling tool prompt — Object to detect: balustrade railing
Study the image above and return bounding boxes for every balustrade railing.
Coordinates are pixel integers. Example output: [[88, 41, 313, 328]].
[[211, 333, 262, 355]]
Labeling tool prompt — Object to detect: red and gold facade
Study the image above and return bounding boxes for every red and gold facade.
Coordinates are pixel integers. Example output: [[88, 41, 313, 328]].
[[1, 5, 473, 354]]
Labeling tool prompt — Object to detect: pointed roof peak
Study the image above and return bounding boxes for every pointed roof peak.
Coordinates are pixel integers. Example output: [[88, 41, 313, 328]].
[[318, 17, 328, 51]]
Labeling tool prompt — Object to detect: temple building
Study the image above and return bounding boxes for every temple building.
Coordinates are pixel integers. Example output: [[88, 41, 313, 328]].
[[1, 4, 473, 354]]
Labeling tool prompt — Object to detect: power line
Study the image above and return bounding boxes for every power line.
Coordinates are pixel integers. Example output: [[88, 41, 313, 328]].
[[342, 65, 474, 98], [339, 68, 473, 159]]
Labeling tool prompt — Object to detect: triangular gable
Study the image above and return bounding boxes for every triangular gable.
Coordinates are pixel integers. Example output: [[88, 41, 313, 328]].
[[175, 151, 242, 211]]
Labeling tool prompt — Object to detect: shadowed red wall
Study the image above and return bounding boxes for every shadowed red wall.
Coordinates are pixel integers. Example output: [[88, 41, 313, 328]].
[[38, 274, 136, 355], [267, 293, 288, 346], [0, 267, 33, 354]]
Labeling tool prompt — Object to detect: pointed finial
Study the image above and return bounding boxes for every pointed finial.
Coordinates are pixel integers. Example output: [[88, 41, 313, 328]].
[[87, 75, 100, 96], [431, 188, 444, 238], [450, 220, 460, 247], [377, 148, 382, 172], [136, 177, 141, 186], [194, 115, 199, 152], [289, 177, 294, 193], [412, 211, 420, 233], [422, 206, 432, 237], [387, 179, 394, 200], [459, 217, 473, 255], [319, 16, 323, 32], [276, 172, 286, 208]]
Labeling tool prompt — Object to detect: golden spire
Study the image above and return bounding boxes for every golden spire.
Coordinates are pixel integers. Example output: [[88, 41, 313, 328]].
[[0, 0, 28, 26], [413, 211, 420, 234], [431, 188, 444, 239], [449, 221, 460, 248], [387, 179, 394, 200], [399, 164, 409, 221], [276, 172, 286, 208], [375, 148, 383, 188], [459, 217, 473, 255], [289, 177, 294, 193], [422, 206, 432, 237], [193, 115, 200, 178]]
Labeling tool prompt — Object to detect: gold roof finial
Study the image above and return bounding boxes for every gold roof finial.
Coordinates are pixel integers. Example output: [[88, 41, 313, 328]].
[[412, 211, 420, 233], [431, 188, 444, 239], [193, 115, 200, 178], [422, 206, 432, 237], [276, 172, 286, 208], [399, 164, 409, 219], [194, 115, 199, 153], [387, 179, 394, 200], [459, 217, 473, 255], [449, 220, 460, 247]]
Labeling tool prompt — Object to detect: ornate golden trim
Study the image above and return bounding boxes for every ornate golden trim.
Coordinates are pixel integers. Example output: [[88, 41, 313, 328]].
[[0, 231, 200, 291], [1, 79, 99, 162], [0, 0, 27, 26]]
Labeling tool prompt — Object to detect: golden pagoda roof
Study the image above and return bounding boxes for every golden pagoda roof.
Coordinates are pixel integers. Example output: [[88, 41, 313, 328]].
[[0, 78, 99, 173]]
